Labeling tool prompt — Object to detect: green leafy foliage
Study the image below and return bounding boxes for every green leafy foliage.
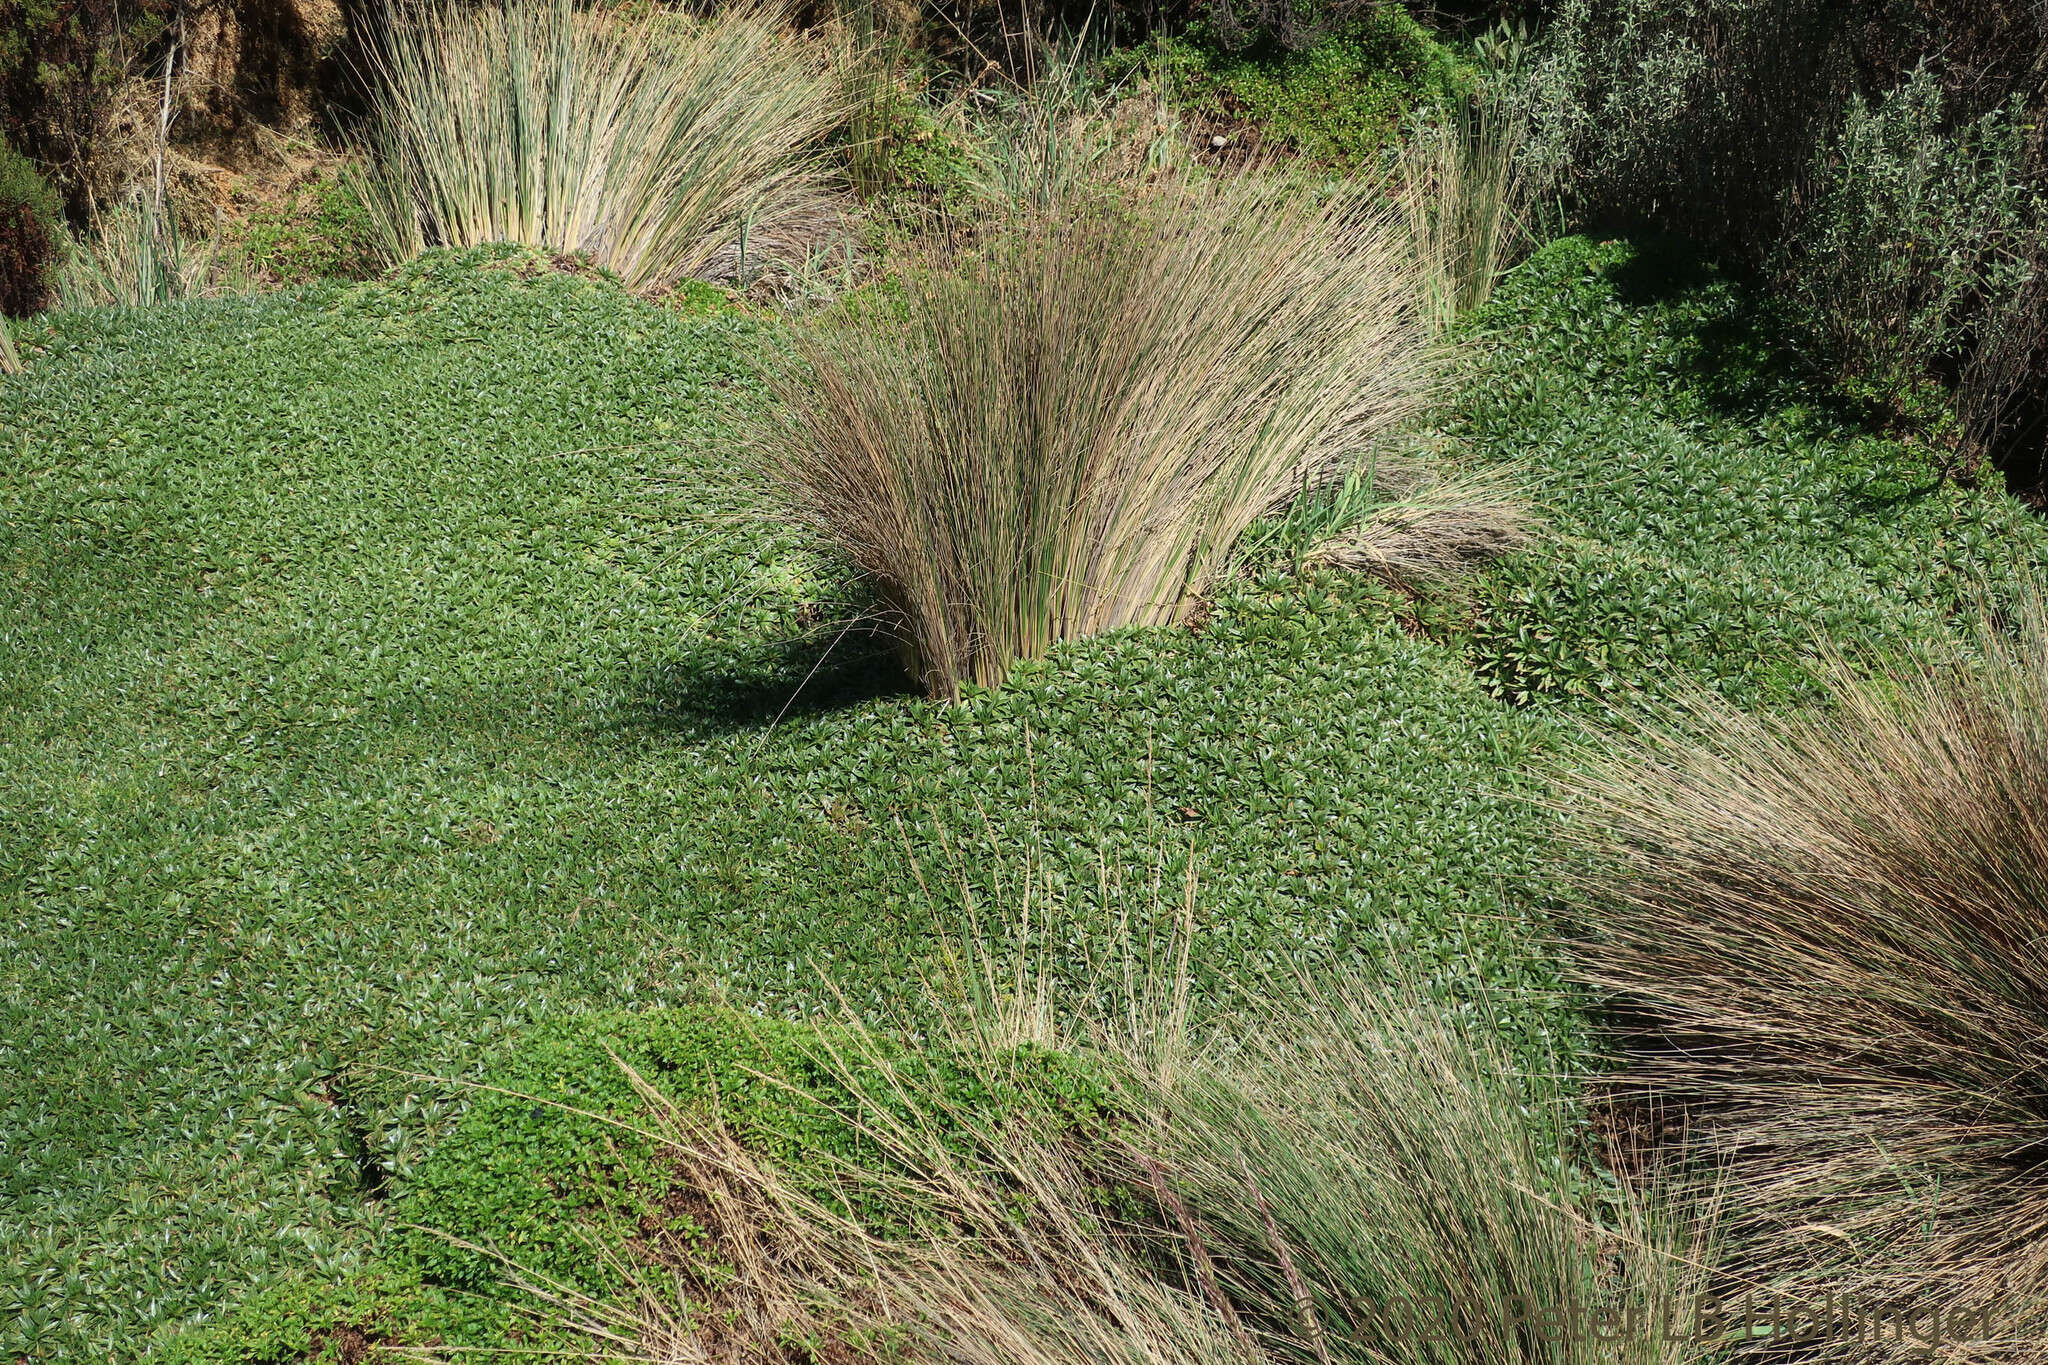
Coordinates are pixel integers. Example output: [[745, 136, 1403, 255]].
[[1511, 1, 2048, 473], [235, 172, 380, 286], [844, 83, 974, 204], [157, 1274, 484, 1365], [1130, 11, 1469, 167], [0, 136, 58, 314], [0, 245, 1558, 1362], [1456, 236, 2047, 709], [11, 228, 2048, 1364]]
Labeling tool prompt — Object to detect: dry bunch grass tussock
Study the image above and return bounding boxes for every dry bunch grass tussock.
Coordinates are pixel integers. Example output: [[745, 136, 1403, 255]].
[[515, 962, 1712, 1365], [361, 0, 841, 293], [760, 171, 1445, 698], [1396, 86, 1531, 331], [57, 193, 243, 308], [1128, 980, 1713, 1365], [503, 1054, 1268, 1365], [1305, 462, 1531, 587], [954, 44, 1192, 212], [1560, 580, 2048, 1362]]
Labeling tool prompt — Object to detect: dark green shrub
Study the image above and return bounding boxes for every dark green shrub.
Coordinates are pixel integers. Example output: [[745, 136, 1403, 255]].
[[1199, 0, 1406, 52], [1515, 0, 2045, 248], [0, 0, 172, 208], [1515, 0, 1854, 247], [1514, 0, 2048, 473], [1781, 67, 2042, 423], [0, 138, 59, 314]]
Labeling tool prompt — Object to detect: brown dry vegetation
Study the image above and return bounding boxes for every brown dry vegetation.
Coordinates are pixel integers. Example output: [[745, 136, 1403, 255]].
[[1559, 588, 2048, 1362], [758, 170, 1444, 698], [520, 975, 1712, 1365]]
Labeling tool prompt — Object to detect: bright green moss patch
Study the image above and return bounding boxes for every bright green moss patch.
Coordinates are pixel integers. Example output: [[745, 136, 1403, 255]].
[[392, 1007, 1108, 1296]]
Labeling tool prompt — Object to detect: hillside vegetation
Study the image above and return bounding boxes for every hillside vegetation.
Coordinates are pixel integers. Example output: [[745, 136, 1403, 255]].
[[4, 232, 2039, 1358], [7, 2, 2048, 1357]]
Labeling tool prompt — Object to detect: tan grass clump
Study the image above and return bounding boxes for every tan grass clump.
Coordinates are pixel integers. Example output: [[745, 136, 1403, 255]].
[[1305, 461, 1531, 588], [521, 968, 1709, 1365], [1398, 85, 1530, 332], [56, 193, 241, 308], [759, 173, 1444, 699], [360, 0, 841, 292], [1560, 582, 2048, 1361], [1133, 978, 1710, 1365]]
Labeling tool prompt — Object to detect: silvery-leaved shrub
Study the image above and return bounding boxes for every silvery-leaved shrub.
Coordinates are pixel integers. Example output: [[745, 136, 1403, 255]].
[[1782, 65, 2041, 410]]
